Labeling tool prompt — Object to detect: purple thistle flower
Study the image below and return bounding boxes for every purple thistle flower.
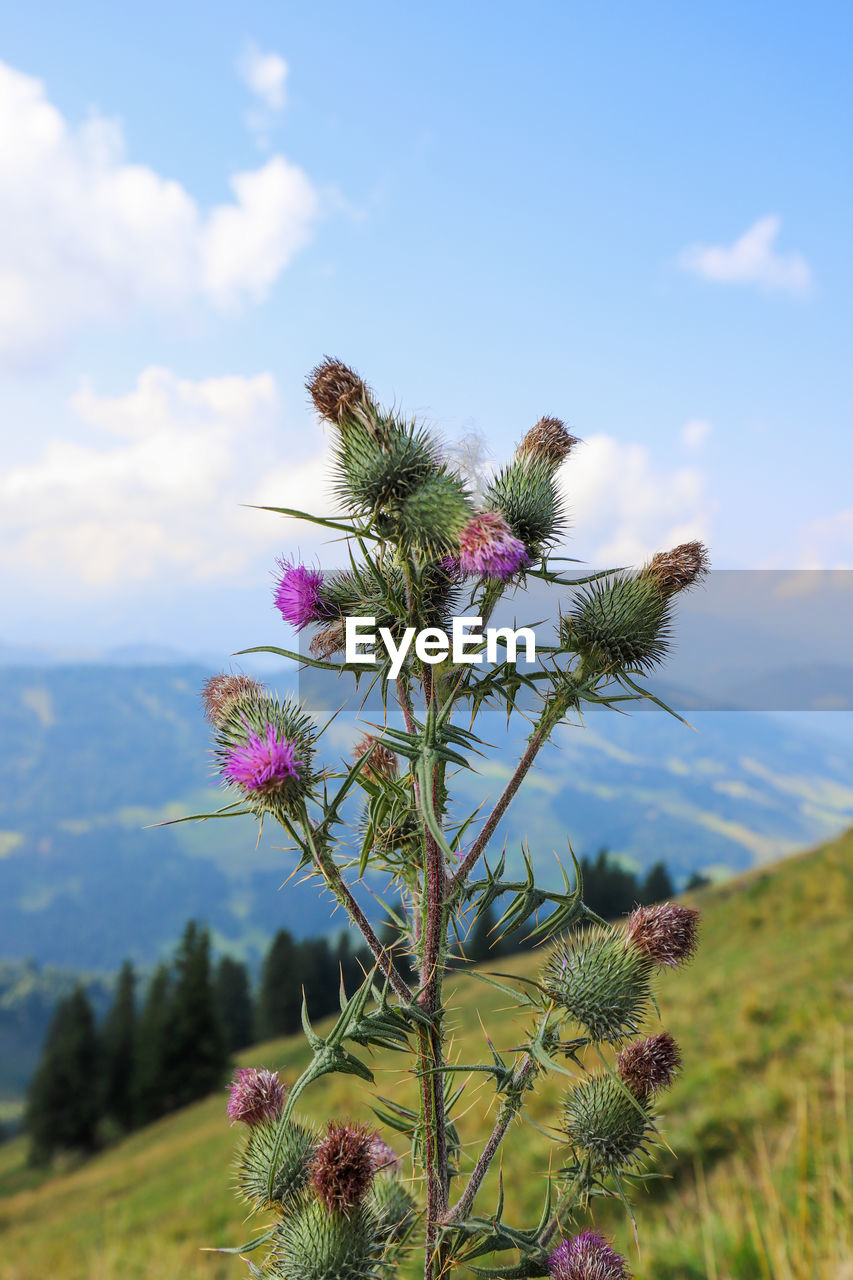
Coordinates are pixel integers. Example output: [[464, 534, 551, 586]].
[[224, 724, 301, 795], [617, 1032, 682, 1099], [273, 560, 328, 630], [458, 511, 530, 581], [226, 1067, 286, 1126], [549, 1230, 630, 1280], [625, 902, 700, 968]]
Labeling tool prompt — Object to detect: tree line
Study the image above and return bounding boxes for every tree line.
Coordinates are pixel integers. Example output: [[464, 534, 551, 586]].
[[25, 920, 370, 1165], [25, 851, 696, 1164]]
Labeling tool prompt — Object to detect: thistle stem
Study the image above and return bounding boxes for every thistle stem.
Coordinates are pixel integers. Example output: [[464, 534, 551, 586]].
[[450, 698, 564, 890], [444, 1056, 537, 1224], [297, 812, 413, 1003]]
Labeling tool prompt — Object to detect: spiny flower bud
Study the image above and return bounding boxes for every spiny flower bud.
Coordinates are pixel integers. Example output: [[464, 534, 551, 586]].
[[563, 1072, 651, 1174], [274, 561, 329, 630], [368, 1173, 417, 1244], [201, 672, 263, 725], [517, 416, 579, 469], [307, 357, 373, 429], [625, 903, 700, 968], [641, 540, 710, 596], [368, 1132, 402, 1175], [485, 454, 564, 552], [563, 573, 672, 674], [224, 726, 302, 794], [458, 510, 530, 581], [549, 1230, 631, 1280], [272, 1199, 382, 1280], [354, 735, 399, 784], [311, 1121, 375, 1213], [227, 1066, 286, 1126], [237, 1115, 317, 1210], [617, 1032, 681, 1100], [542, 926, 653, 1044]]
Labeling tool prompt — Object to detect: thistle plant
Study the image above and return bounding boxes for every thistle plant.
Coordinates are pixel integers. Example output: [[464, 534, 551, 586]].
[[200, 359, 709, 1279]]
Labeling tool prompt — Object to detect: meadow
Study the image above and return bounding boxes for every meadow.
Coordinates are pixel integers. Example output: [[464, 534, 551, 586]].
[[0, 830, 850, 1280]]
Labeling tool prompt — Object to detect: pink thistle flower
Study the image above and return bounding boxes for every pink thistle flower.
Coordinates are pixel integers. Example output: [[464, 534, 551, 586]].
[[617, 1032, 682, 1099], [625, 902, 700, 968], [549, 1230, 630, 1280], [226, 1067, 286, 1126], [273, 561, 328, 630], [458, 511, 530, 581], [369, 1132, 402, 1175], [224, 725, 302, 795]]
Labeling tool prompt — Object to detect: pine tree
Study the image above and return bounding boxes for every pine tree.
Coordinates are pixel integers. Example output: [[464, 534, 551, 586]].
[[26, 987, 101, 1165], [101, 960, 137, 1132], [641, 861, 675, 904], [256, 930, 302, 1039], [467, 901, 500, 963], [215, 956, 254, 1053], [134, 963, 171, 1125], [161, 921, 228, 1110]]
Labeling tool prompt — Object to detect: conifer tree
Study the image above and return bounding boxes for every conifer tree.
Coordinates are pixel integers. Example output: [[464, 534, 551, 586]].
[[215, 956, 255, 1053], [256, 930, 302, 1039], [641, 861, 675, 904], [134, 963, 171, 1125], [162, 921, 228, 1110], [101, 959, 137, 1132], [26, 987, 101, 1165]]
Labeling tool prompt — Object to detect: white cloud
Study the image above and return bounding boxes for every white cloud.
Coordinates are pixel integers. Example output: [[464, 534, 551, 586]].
[[0, 59, 318, 365], [793, 508, 853, 570], [557, 436, 712, 567], [682, 418, 711, 450], [238, 43, 288, 111], [0, 367, 339, 590], [678, 215, 812, 296]]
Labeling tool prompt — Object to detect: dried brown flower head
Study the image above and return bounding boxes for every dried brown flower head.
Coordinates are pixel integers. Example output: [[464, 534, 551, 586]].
[[353, 733, 398, 783], [517, 416, 579, 468], [617, 1032, 681, 1099], [311, 1121, 375, 1213], [625, 903, 700, 968], [310, 623, 346, 661], [201, 673, 263, 725], [307, 357, 372, 427], [642, 541, 709, 595]]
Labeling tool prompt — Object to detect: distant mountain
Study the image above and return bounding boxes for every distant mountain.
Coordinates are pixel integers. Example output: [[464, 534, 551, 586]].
[[1, 663, 852, 973]]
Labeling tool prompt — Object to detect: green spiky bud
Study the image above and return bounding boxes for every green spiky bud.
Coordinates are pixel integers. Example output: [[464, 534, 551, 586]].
[[333, 419, 441, 515], [563, 1072, 652, 1174], [269, 1200, 383, 1280], [394, 469, 472, 555], [484, 455, 564, 553], [236, 1118, 317, 1211], [367, 1175, 418, 1245], [561, 573, 672, 674], [541, 926, 653, 1043], [213, 692, 318, 823]]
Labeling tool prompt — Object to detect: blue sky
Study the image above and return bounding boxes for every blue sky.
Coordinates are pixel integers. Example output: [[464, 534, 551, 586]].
[[2, 1, 852, 657]]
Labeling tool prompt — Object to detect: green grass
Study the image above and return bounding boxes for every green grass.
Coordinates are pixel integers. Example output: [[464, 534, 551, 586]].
[[0, 831, 850, 1279]]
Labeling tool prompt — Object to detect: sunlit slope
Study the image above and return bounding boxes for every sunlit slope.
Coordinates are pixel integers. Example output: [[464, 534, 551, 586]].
[[0, 831, 850, 1280]]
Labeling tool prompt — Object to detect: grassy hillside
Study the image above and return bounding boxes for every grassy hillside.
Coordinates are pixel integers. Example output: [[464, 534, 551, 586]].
[[0, 831, 850, 1280]]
